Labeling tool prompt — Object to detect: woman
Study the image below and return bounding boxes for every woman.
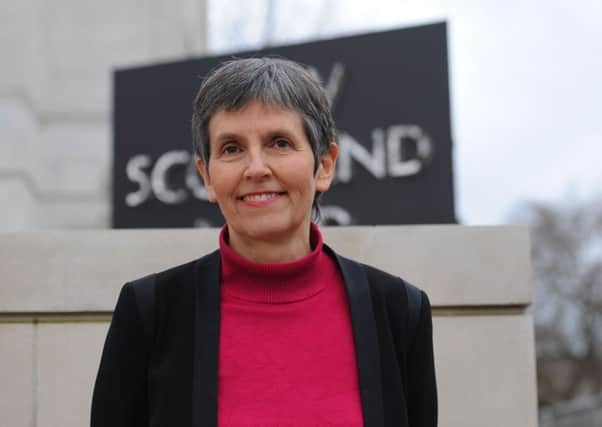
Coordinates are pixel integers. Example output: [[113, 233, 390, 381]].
[[92, 57, 437, 427]]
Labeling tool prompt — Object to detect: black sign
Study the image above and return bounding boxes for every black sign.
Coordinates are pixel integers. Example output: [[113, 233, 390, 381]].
[[113, 22, 455, 228]]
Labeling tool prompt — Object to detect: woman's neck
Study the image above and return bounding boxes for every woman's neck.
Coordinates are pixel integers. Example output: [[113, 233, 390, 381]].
[[225, 225, 313, 263]]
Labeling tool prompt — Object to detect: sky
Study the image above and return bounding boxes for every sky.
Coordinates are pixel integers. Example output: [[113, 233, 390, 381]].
[[208, 0, 602, 225]]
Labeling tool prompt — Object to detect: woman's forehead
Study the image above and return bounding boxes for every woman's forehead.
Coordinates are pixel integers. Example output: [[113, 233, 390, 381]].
[[208, 100, 305, 138], [217, 99, 301, 119]]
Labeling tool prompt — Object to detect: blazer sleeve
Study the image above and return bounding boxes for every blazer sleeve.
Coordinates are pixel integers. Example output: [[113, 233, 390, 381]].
[[406, 290, 438, 427], [91, 283, 149, 427]]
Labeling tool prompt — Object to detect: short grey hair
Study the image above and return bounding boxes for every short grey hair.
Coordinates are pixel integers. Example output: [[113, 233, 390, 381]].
[[191, 57, 337, 219], [191, 57, 336, 171]]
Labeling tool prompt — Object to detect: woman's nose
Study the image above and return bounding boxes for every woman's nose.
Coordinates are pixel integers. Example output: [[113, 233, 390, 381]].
[[243, 148, 271, 180]]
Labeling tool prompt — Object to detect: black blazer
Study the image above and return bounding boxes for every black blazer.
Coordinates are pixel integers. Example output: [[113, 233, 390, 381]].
[[91, 245, 437, 427]]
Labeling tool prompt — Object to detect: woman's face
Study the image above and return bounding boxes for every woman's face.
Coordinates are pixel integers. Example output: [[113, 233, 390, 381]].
[[196, 100, 337, 246]]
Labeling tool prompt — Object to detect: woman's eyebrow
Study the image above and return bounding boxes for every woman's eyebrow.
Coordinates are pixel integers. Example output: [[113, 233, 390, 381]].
[[213, 128, 299, 142], [213, 132, 240, 142], [264, 128, 297, 139]]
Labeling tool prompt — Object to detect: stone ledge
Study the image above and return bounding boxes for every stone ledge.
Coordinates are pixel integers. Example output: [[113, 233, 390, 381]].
[[0, 225, 531, 312]]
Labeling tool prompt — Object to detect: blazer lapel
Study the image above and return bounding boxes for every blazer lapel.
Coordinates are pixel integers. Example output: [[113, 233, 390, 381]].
[[325, 245, 385, 427], [192, 250, 221, 427]]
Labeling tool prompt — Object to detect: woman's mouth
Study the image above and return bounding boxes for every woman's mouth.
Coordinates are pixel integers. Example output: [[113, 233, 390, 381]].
[[240, 192, 286, 204]]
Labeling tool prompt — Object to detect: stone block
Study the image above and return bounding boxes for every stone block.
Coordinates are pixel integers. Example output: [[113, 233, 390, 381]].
[[0, 179, 35, 231], [0, 323, 35, 427], [0, 0, 207, 232], [34, 197, 110, 230], [324, 225, 532, 306], [434, 314, 538, 427], [0, 0, 37, 91], [32, 0, 206, 115], [36, 123, 110, 194], [0, 228, 219, 312], [36, 322, 109, 427], [0, 97, 38, 171], [0, 226, 531, 311]]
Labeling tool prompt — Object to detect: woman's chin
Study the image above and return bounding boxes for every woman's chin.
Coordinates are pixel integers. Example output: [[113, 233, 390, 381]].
[[230, 217, 310, 244]]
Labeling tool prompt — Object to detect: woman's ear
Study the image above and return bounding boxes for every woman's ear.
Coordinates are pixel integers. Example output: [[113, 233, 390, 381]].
[[195, 157, 217, 203], [315, 142, 339, 193]]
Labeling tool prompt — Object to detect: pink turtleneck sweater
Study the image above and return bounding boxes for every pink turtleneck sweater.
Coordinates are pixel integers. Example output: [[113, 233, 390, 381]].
[[217, 224, 364, 426]]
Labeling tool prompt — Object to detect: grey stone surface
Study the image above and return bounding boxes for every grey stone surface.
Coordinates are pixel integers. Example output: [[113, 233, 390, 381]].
[[36, 124, 110, 195], [0, 226, 531, 312], [434, 314, 539, 427], [36, 322, 108, 427], [0, 179, 36, 231], [0, 0, 207, 232], [0, 0, 37, 93], [0, 323, 35, 427], [22, 0, 206, 116], [324, 225, 532, 306]]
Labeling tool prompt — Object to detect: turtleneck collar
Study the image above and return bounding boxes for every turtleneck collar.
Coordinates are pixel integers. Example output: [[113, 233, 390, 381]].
[[219, 223, 327, 304]]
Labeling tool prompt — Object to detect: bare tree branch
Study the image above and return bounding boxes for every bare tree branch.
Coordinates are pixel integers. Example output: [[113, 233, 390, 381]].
[[512, 195, 602, 404]]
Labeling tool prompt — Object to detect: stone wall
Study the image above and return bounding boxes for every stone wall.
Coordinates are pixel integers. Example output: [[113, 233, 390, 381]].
[[0, 0, 207, 231]]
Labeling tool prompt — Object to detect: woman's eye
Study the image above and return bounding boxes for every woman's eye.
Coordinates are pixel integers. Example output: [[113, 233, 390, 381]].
[[273, 138, 292, 149], [222, 144, 240, 155]]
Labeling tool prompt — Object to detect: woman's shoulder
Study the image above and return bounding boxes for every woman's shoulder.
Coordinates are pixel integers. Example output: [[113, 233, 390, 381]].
[[358, 262, 426, 318], [324, 243, 421, 297], [117, 249, 220, 337], [156, 249, 219, 282], [324, 244, 430, 327], [125, 249, 220, 300]]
